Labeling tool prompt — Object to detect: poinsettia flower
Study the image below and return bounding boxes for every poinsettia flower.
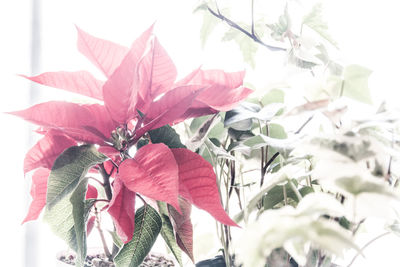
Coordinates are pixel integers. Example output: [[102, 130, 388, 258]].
[[12, 25, 251, 148], [14, 25, 248, 248]]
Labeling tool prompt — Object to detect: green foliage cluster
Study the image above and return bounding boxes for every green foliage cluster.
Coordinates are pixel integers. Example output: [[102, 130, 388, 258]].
[[192, 1, 400, 266]]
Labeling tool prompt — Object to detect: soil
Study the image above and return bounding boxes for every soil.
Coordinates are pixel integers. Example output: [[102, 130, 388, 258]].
[[57, 251, 175, 267]]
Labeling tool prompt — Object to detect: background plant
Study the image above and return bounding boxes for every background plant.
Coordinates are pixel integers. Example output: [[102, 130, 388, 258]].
[[191, 1, 400, 266]]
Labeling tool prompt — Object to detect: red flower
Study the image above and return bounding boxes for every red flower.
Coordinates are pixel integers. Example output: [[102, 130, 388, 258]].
[[13, 25, 250, 257]]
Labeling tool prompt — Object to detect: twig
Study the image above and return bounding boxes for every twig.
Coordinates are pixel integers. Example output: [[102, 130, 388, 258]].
[[251, 0, 255, 35], [347, 232, 391, 267], [94, 207, 112, 260], [261, 152, 280, 175], [136, 194, 147, 205], [87, 176, 104, 186], [295, 115, 314, 134], [288, 179, 302, 201], [206, 6, 285, 51]]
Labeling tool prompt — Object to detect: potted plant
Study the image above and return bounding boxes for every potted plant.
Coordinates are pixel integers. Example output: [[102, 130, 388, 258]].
[[12, 24, 251, 267]]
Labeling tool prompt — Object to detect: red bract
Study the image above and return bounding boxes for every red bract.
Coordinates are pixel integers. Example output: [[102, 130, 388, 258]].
[[14, 25, 250, 255]]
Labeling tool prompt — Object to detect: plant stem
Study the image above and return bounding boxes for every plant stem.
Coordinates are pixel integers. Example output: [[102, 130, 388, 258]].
[[94, 207, 112, 260], [88, 176, 104, 186], [347, 232, 391, 267], [99, 163, 113, 201], [288, 179, 302, 201], [251, 0, 255, 35], [98, 163, 118, 259], [283, 185, 288, 205], [295, 115, 314, 134], [206, 6, 285, 51]]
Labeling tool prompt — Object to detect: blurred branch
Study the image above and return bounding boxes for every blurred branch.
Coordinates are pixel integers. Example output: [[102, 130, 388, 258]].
[[206, 6, 286, 51]]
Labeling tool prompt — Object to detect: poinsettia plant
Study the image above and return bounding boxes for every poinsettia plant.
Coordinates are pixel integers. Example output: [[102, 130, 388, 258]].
[[12, 24, 251, 266]]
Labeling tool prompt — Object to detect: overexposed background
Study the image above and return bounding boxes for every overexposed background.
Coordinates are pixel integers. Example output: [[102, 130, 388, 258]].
[[0, 0, 399, 266]]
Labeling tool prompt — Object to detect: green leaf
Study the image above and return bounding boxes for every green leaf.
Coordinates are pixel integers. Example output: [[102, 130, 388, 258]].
[[186, 115, 220, 151], [115, 205, 162, 267], [148, 125, 185, 149], [199, 9, 220, 48], [222, 27, 259, 68], [204, 138, 235, 161], [70, 179, 96, 267], [262, 183, 314, 210], [335, 176, 399, 198], [44, 189, 95, 257], [261, 89, 285, 106], [46, 145, 107, 209], [109, 230, 124, 248], [158, 202, 183, 267], [44, 195, 77, 251], [302, 3, 338, 48], [341, 64, 373, 104]]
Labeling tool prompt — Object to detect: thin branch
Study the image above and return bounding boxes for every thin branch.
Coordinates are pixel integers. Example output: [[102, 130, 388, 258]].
[[262, 152, 280, 175], [295, 115, 314, 134], [207, 6, 285, 51], [94, 199, 110, 204], [251, 0, 255, 35], [347, 232, 391, 267], [288, 179, 302, 201], [87, 176, 104, 186], [136, 194, 147, 205], [94, 207, 112, 260]]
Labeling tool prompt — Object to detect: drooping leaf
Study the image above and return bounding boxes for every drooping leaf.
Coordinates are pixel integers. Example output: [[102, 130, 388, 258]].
[[186, 114, 219, 151], [148, 125, 185, 149], [102, 25, 154, 123], [21, 71, 104, 100], [44, 184, 95, 263], [70, 178, 96, 267], [118, 144, 180, 212], [76, 26, 129, 78], [46, 145, 107, 209], [224, 102, 260, 131], [225, 102, 284, 130], [158, 202, 183, 266], [24, 130, 76, 174], [114, 205, 162, 267], [171, 148, 237, 226], [108, 177, 136, 244], [44, 193, 78, 251], [168, 198, 194, 262], [22, 168, 50, 224]]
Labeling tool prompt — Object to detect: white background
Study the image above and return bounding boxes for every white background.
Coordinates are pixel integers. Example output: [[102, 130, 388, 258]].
[[0, 0, 399, 266]]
